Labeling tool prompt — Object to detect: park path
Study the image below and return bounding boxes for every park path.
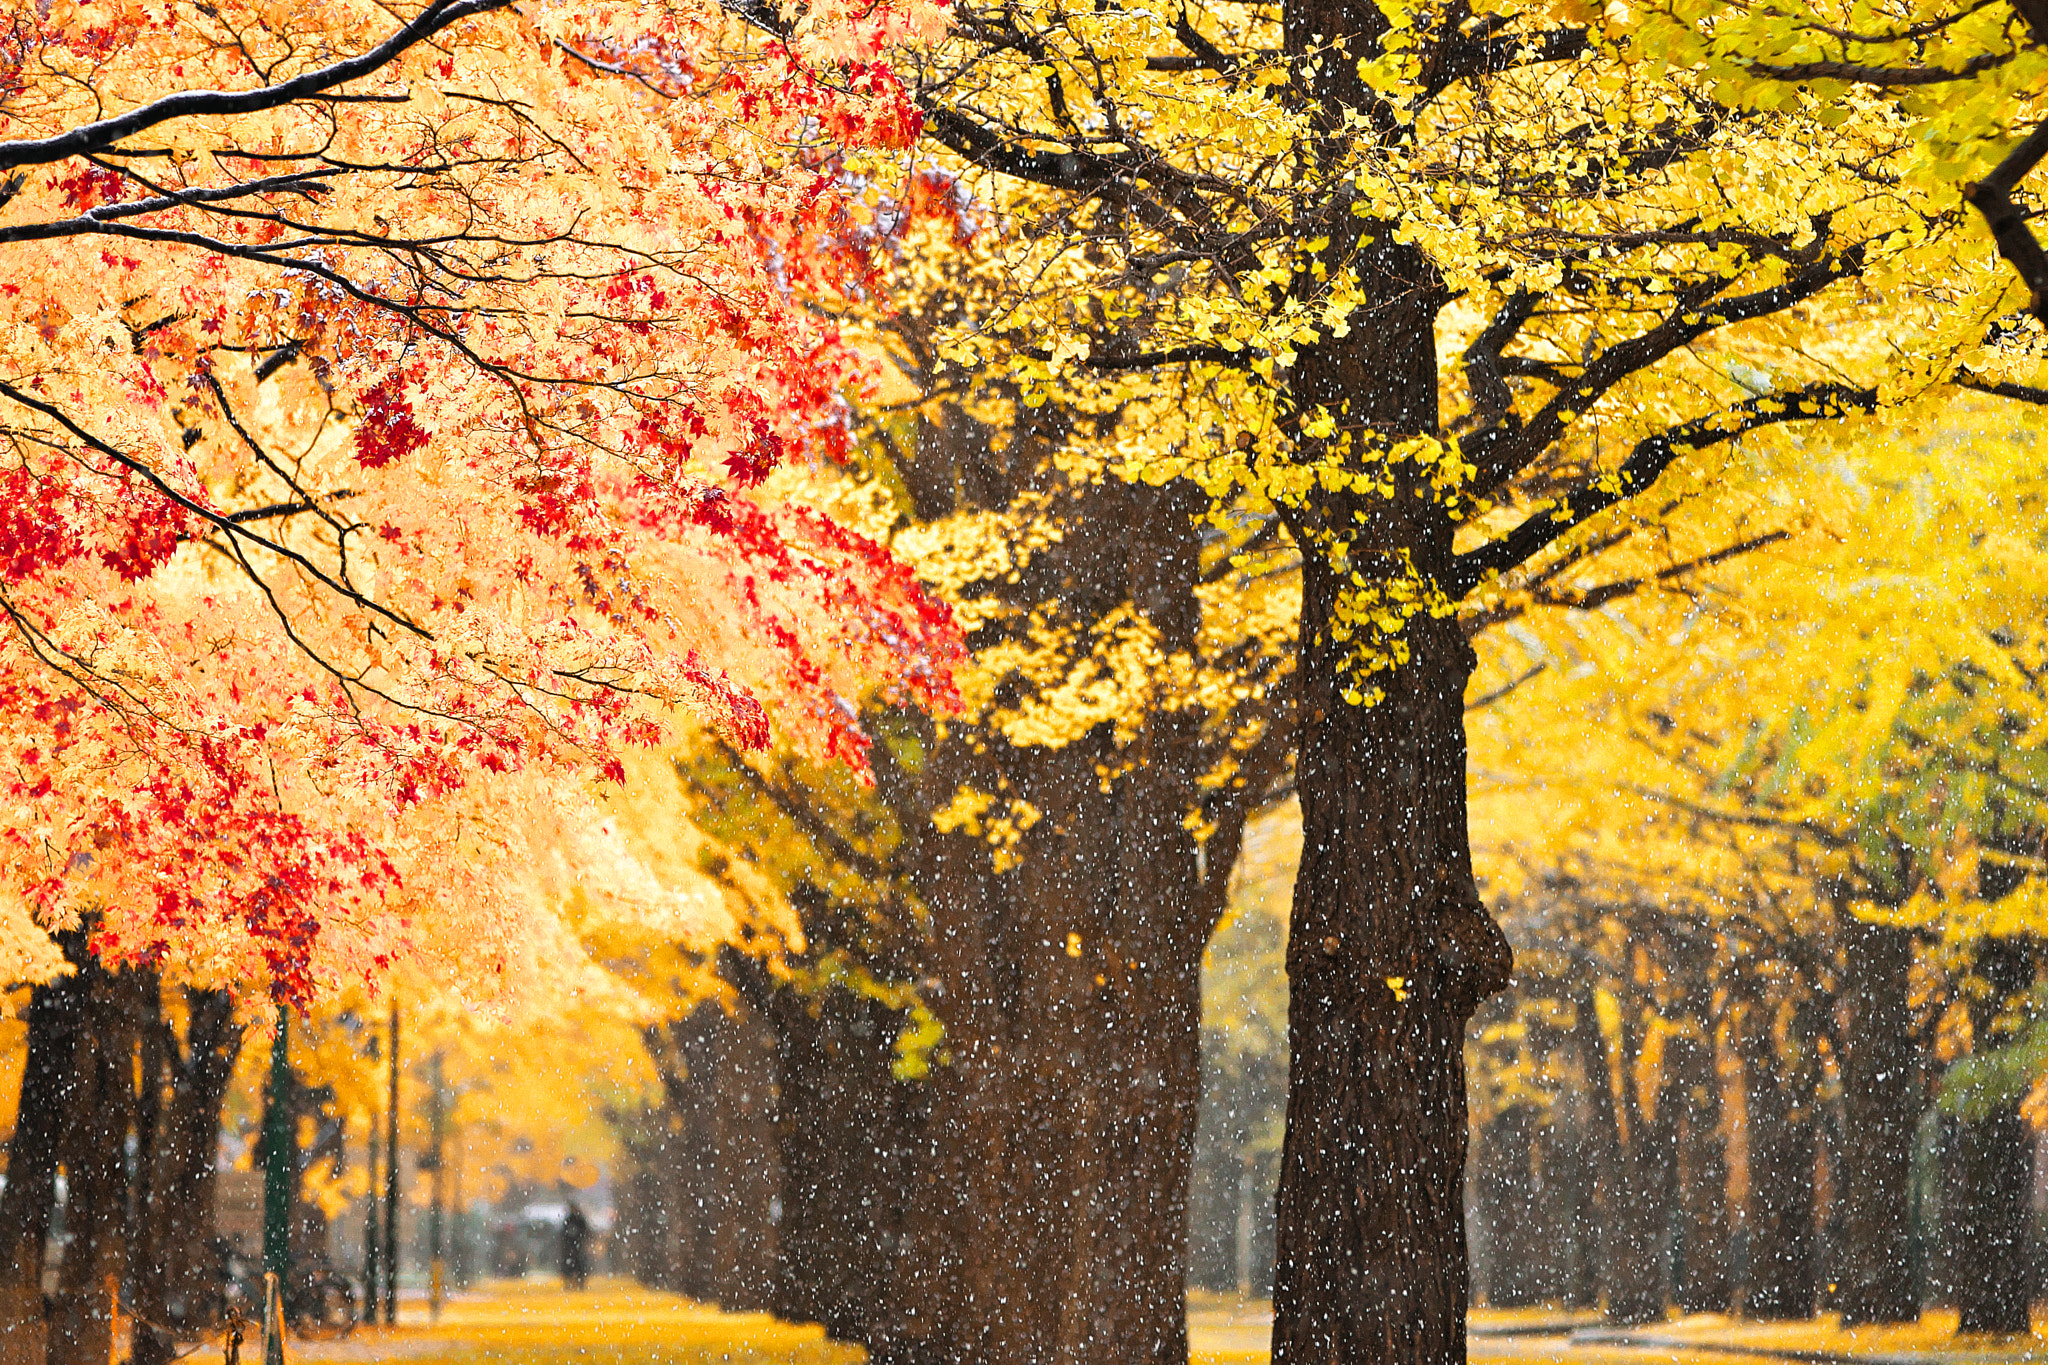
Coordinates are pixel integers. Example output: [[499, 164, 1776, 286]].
[[276, 1283, 2048, 1365]]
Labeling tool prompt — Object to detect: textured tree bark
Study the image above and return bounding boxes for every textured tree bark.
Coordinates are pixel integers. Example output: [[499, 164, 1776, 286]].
[[1834, 921, 1919, 1326], [1668, 1028, 1732, 1315], [152, 991, 243, 1332], [1262, 0, 1513, 1349], [1736, 1000, 1818, 1321], [1270, 582, 1512, 1365], [0, 933, 92, 1365], [1951, 940, 2035, 1335], [756, 967, 926, 1341], [47, 954, 138, 1365]]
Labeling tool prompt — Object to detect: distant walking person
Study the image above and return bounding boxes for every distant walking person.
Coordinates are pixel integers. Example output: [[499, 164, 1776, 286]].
[[560, 1204, 592, 1291]]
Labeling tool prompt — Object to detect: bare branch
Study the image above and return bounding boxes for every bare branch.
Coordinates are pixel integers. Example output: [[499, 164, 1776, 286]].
[[0, 0, 511, 171]]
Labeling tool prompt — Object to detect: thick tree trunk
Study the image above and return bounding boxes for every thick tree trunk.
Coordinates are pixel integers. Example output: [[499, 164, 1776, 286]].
[[878, 710, 1240, 1365], [1951, 940, 2035, 1335], [152, 991, 243, 1332], [1737, 1000, 1818, 1320], [761, 971, 925, 1340], [0, 934, 92, 1365], [1264, 0, 1511, 1348], [1834, 921, 1919, 1325], [48, 954, 139, 1365], [1668, 1028, 1732, 1314], [1271, 591, 1512, 1365]]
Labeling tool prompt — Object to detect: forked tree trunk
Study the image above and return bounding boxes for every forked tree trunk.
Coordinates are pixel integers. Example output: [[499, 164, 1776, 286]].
[[1266, 0, 1512, 1351], [1834, 920, 1919, 1325]]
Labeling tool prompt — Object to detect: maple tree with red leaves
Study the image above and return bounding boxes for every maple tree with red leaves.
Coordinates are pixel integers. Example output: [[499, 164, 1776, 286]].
[[0, 0, 960, 1001]]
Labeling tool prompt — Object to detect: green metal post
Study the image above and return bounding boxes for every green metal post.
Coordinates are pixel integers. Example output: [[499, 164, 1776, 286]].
[[383, 1001, 400, 1324], [261, 1007, 291, 1365]]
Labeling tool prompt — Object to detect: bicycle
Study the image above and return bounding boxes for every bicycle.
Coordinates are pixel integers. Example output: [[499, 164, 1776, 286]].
[[220, 1248, 358, 1340]]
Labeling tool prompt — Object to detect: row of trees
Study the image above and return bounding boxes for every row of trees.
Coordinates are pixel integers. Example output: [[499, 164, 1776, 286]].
[[8, 5, 2048, 1365]]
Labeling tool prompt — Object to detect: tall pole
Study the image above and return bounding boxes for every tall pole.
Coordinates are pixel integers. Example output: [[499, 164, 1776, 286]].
[[261, 1006, 292, 1365], [364, 1110, 383, 1324], [427, 1051, 446, 1323], [383, 1001, 400, 1325]]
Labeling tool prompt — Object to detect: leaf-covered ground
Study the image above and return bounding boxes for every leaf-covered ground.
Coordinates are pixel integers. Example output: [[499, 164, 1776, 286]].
[[290, 1282, 2048, 1365]]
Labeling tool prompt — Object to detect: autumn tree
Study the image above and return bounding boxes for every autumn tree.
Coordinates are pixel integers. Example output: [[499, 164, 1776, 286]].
[[805, 0, 2048, 1354], [0, 0, 957, 1006], [673, 339, 1297, 1362]]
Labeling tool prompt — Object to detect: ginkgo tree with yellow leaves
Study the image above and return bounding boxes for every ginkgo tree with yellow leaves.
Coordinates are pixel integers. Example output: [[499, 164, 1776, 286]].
[[854, 0, 2048, 1356]]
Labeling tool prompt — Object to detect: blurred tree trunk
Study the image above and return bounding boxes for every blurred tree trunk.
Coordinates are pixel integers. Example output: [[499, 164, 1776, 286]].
[[1475, 1104, 1546, 1308], [1668, 1026, 1732, 1314], [1950, 939, 2035, 1335], [1579, 983, 1674, 1325], [1737, 997, 1818, 1320], [129, 979, 170, 1365], [647, 997, 780, 1309], [154, 991, 243, 1331], [1834, 919, 1919, 1325], [1545, 1090, 1602, 1308], [750, 963, 927, 1341], [876, 710, 1251, 1365]]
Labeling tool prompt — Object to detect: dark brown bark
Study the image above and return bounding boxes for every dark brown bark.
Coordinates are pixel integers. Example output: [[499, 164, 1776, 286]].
[[1262, 0, 1514, 1352], [1668, 1028, 1732, 1314], [1834, 920, 1919, 1325], [763, 981, 926, 1341], [154, 991, 242, 1330], [1950, 939, 2035, 1335], [48, 953, 140, 1365], [1736, 999, 1818, 1320], [1260, 65, 1513, 1345], [1271, 592, 1511, 1365], [878, 708, 1247, 1365], [0, 933, 93, 1365]]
